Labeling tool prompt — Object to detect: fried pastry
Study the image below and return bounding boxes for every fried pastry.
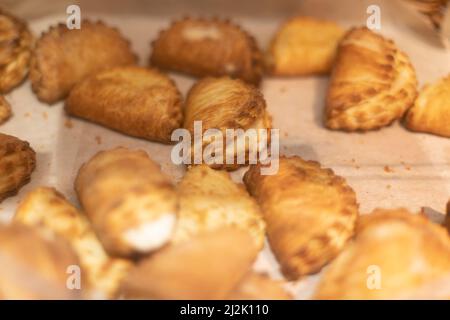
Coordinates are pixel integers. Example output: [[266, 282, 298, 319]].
[[75, 147, 177, 258], [227, 272, 291, 300], [15, 187, 132, 299], [0, 9, 33, 93], [121, 228, 258, 299], [314, 209, 450, 299], [405, 74, 450, 137], [244, 156, 358, 280], [30, 20, 136, 103], [183, 77, 272, 170], [0, 223, 81, 299], [266, 17, 344, 76], [0, 133, 35, 202], [173, 165, 265, 249], [0, 95, 11, 124], [325, 27, 417, 131], [65, 66, 183, 143], [150, 17, 263, 85]]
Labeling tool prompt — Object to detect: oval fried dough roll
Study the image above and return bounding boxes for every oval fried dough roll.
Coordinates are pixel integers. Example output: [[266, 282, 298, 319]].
[[0, 9, 33, 93], [314, 209, 450, 299], [227, 272, 292, 300], [173, 165, 265, 249], [0, 95, 12, 124], [150, 18, 263, 85], [0, 133, 35, 202], [183, 77, 272, 170], [30, 20, 137, 103], [325, 27, 417, 131], [65, 66, 183, 143], [405, 75, 450, 137], [75, 147, 178, 258], [266, 16, 344, 76], [15, 187, 132, 299], [244, 156, 358, 280], [0, 223, 81, 299], [121, 228, 259, 299]]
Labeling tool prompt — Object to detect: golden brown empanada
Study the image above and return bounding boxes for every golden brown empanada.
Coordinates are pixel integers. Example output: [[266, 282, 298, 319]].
[[314, 208, 450, 299], [0, 9, 33, 93], [183, 77, 272, 170], [266, 16, 344, 76], [121, 228, 259, 299], [244, 156, 358, 280], [0, 133, 35, 202], [65, 66, 183, 143], [325, 27, 417, 131], [30, 20, 136, 104], [227, 272, 292, 300], [0, 95, 11, 124], [150, 17, 264, 85], [15, 187, 132, 299], [173, 164, 265, 249], [405, 74, 450, 137], [0, 223, 81, 299], [75, 147, 177, 258]]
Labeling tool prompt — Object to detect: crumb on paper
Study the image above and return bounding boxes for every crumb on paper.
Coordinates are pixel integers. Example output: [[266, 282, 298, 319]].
[[23, 112, 31, 118], [401, 161, 411, 171], [386, 184, 391, 189], [283, 131, 288, 138], [42, 112, 48, 120], [64, 118, 73, 129], [95, 135, 102, 145], [384, 165, 394, 173], [280, 86, 287, 93]]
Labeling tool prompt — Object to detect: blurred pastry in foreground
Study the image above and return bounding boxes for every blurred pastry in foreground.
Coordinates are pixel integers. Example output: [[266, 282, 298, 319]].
[[173, 165, 265, 249], [121, 228, 258, 299], [0, 95, 11, 124], [183, 77, 272, 170], [75, 147, 177, 258], [314, 208, 450, 299], [325, 27, 417, 131], [30, 20, 136, 103], [15, 187, 132, 299], [0, 9, 33, 93], [65, 66, 182, 143], [405, 74, 450, 137], [244, 156, 358, 280], [0, 133, 35, 202], [266, 16, 344, 76], [150, 17, 263, 85], [0, 223, 81, 299], [227, 272, 291, 300]]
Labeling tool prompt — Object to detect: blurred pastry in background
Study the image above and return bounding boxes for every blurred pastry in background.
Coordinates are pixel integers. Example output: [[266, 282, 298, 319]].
[[150, 17, 264, 85], [405, 74, 450, 137], [0, 9, 33, 93], [0, 133, 35, 202], [314, 208, 450, 299], [266, 16, 344, 76], [30, 20, 137, 104], [227, 272, 291, 300], [65, 66, 183, 144], [0, 95, 11, 124], [325, 27, 417, 131]]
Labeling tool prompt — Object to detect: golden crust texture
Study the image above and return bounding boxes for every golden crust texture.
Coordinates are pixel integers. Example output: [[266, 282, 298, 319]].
[[0, 133, 35, 202], [0, 95, 12, 124], [183, 77, 272, 170], [75, 147, 177, 258], [244, 156, 359, 280], [0, 9, 33, 93], [173, 165, 265, 249], [266, 16, 344, 76], [405, 74, 450, 137], [30, 20, 137, 104], [0, 223, 81, 299], [227, 272, 292, 300], [325, 27, 417, 131], [14, 187, 132, 299], [150, 17, 264, 85], [121, 228, 259, 299], [444, 200, 450, 234], [65, 66, 183, 143], [314, 208, 450, 299]]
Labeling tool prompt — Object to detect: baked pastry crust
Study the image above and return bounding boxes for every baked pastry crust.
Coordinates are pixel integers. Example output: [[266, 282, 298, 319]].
[[65, 66, 183, 143], [405, 74, 450, 137], [0, 95, 11, 124], [30, 20, 137, 103], [314, 209, 450, 299], [244, 156, 358, 280], [0, 9, 33, 93], [0, 133, 35, 202], [150, 17, 264, 85], [325, 27, 417, 131], [227, 272, 292, 300], [266, 16, 344, 76]]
